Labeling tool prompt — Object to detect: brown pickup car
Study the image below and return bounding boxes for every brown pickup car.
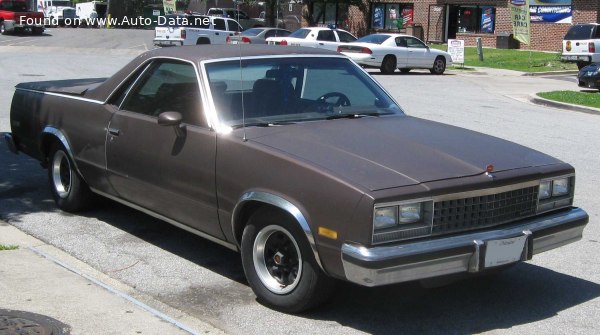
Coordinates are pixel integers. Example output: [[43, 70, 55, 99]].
[[5, 46, 589, 312], [0, 0, 44, 35]]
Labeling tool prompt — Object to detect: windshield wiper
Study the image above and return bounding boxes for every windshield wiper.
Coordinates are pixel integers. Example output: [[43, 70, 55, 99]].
[[231, 121, 296, 129], [325, 112, 388, 120]]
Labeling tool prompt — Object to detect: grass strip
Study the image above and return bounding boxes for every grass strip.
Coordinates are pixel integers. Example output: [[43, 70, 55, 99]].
[[538, 90, 600, 108]]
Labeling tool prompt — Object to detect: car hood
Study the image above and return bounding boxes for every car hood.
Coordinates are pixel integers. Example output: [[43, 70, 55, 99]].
[[245, 116, 561, 191]]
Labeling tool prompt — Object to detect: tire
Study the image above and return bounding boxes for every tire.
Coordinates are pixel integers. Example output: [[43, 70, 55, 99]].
[[47, 142, 93, 212], [32, 27, 43, 35], [400, 68, 411, 73], [380, 55, 396, 74], [430, 56, 446, 75], [241, 208, 335, 313], [1, 22, 7, 35], [577, 61, 590, 70]]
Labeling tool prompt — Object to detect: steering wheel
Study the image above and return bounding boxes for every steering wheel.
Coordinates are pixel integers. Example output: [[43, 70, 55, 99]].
[[317, 92, 351, 107]]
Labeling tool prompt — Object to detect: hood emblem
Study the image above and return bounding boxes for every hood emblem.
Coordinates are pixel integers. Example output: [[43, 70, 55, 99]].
[[485, 164, 495, 179]]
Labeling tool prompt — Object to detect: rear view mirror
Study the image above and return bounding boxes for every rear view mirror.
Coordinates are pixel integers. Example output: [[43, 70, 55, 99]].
[[158, 111, 182, 126]]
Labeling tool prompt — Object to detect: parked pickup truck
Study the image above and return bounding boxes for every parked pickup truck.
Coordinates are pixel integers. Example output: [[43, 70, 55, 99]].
[[0, 0, 45, 35], [4, 46, 589, 313], [154, 13, 242, 46]]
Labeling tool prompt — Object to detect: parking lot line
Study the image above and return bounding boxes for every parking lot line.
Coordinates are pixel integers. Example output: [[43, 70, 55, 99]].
[[6, 38, 37, 46]]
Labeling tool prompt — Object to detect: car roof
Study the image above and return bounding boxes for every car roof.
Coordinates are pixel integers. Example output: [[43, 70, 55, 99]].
[[87, 45, 340, 100]]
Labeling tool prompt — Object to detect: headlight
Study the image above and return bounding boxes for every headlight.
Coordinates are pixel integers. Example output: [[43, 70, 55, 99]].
[[373, 200, 433, 244], [537, 175, 574, 213], [399, 203, 421, 223], [374, 206, 398, 230], [552, 178, 570, 196], [539, 180, 552, 199]]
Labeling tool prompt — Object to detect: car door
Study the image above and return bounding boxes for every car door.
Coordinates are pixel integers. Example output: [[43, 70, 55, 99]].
[[315, 30, 338, 50], [394, 37, 410, 68], [105, 59, 223, 239], [405, 36, 433, 67], [212, 18, 230, 44]]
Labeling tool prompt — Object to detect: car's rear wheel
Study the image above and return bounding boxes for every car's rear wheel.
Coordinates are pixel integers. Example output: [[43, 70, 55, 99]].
[[241, 208, 334, 313], [577, 61, 590, 70], [32, 27, 43, 35], [380, 55, 396, 74], [430, 56, 446, 75], [400, 68, 411, 73], [196, 37, 210, 45], [1, 22, 7, 35], [48, 142, 93, 212]]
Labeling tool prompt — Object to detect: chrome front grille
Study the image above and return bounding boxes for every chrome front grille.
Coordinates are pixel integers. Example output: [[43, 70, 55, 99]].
[[432, 186, 539, 235]]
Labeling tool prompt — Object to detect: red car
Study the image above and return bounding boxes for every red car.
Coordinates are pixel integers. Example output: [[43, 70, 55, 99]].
[[0, 0, 44, 35]]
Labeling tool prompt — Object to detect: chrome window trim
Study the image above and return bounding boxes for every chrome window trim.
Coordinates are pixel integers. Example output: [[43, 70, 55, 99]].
[[114, 56, 214, 129], [200, 54, 406, 131], [15, 88, 103, 104]]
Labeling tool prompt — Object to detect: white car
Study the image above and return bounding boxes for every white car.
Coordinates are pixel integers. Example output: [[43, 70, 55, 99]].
[[338, 33, 453, 75], [266, 27, 357, 52]]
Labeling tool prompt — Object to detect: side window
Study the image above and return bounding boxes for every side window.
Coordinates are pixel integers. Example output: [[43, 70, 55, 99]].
[[265, 30, 276, 39], [120, 61, 205, 127], [239, 11, 249, 20], [227, 19, 241, 32], [336, 31, 356, 43], [110, 62, 152, 107], [395, 37, 407, 47], [317, 30, 336, 42], [214, 18, 226, 31], [595, 26, 600, 39], [405, 37, 427, 48]]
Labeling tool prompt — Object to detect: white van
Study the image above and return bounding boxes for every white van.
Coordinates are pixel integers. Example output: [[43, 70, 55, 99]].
[[561, 23, 600, 69], [154, 14, 242, 47], [75, 1, 107, 27]]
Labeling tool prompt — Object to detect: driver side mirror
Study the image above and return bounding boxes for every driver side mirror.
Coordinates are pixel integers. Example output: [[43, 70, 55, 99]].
[[158, 111, 185, 137]]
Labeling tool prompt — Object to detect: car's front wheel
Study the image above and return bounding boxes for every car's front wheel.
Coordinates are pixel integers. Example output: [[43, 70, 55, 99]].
[[48, 142, 93, 212], [241, 208, 334, 313], [430, 56, 446, 75]]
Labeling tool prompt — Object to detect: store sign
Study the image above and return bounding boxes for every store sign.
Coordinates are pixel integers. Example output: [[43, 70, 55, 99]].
[[163, 0, 176, 14], [447, 39, 465, 63], [509, 0, 530, 45], [530, 0, 572, 23], [480, 6, 495, 33]]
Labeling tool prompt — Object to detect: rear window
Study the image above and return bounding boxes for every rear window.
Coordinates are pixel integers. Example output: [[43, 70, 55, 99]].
[[564, 24, 597, 40], [242, 28, 263, 36]]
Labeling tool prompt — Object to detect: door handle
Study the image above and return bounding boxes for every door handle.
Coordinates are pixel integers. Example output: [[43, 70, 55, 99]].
[[319, 42, 324, 45], [108, 128, 120, 136], [216, 32, 220, 35]]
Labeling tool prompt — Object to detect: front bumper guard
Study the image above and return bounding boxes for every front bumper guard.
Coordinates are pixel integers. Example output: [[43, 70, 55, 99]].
[[342, 207, 588, 287]]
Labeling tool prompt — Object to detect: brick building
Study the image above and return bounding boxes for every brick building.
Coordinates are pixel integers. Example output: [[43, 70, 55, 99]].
[[303, 0, 600, 51]]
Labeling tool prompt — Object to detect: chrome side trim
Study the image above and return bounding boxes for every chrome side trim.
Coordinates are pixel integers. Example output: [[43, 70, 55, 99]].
[[231, 191, 326, 273], [91, 188, 238, 252], [41, 127, 86, 181], [15, 88, 104, 104], [342, 207, 588, 287]]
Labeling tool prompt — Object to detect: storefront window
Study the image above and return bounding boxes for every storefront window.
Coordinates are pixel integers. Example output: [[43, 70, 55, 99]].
[[371, 3, 414, 30], [455, 5, 495, 34], [311, 2, 350, 29]]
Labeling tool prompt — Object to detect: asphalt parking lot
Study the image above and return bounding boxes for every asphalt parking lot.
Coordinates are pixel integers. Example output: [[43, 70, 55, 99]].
[[1, 28, 598, 334]]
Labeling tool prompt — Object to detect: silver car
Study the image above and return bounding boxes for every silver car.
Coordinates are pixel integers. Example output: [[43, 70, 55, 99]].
[[227, 27, 291, 44]]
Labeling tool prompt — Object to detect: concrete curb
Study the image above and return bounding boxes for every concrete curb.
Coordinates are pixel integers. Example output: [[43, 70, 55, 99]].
[[522, 70, 579, 76], [0, 221, 225, 335], [529, 93, 600, 115]]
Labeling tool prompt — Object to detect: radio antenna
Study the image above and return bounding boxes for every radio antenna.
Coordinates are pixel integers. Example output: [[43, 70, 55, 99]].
[[236, 4, 247, 142]]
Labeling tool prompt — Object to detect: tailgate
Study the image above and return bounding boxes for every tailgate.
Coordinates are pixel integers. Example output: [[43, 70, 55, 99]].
[[563, 39, 592, 55], [155, 27, 180, 39]]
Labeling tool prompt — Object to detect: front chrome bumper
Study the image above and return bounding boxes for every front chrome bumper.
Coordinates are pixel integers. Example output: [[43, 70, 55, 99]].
[[341, 207, 588, 287]]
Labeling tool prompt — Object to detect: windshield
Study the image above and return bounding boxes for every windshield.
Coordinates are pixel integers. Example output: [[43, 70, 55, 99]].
[[289, 29, 311, 39], [205, 57, 402, 127], [356, 34, 391, 44]]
